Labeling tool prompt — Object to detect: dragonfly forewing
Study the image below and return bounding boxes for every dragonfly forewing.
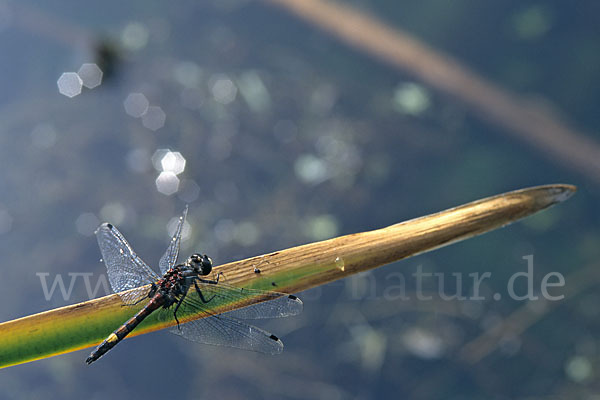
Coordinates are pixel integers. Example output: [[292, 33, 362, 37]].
[[159, 206, 188, 275], [180, 281, 303, 319], [212, 288, 303, 320], [96, 223, 159, 296]]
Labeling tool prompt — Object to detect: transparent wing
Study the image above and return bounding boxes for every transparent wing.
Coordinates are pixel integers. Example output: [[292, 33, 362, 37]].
[[156, 283, 302, 354], [169, 314, 284, 354], [95, 223, 159, 299], [159, 206, 188, 275], [218, 291, 303, 320], [185, 282, 303, 319], [118, 286, 152, 306]]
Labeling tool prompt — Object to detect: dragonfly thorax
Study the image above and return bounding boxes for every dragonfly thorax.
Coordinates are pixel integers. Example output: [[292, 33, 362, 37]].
[[148, 268, 186, 299]]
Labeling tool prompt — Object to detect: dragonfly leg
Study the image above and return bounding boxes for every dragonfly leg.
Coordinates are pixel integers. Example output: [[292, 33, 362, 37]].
[[172, 290, 188, 329], [193, 279, 216, 303], [198, 271, 222, 285]]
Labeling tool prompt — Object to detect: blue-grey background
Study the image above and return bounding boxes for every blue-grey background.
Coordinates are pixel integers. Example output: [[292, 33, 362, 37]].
[[0, 1, 598, 399]]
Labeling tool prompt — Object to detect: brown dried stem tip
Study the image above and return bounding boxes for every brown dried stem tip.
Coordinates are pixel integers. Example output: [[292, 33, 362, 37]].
[[220, 184, 576, 293]]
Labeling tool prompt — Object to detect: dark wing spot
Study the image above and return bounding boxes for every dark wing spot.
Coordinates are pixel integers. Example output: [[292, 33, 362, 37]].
[[288, 295, 298, 300], [106, 223, 113, 229], [269, 334, 280, 341]]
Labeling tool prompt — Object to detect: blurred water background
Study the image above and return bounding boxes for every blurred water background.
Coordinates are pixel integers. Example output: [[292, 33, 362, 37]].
[[0, 1, 598, 399]]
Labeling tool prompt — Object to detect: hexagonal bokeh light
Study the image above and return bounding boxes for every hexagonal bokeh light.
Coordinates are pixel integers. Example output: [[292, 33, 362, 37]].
[[151, 149, 187, 195], [57, 72, 83, 98], [160, 151, 186, 175], [210, 75, 237, 104], [123, 93, 150, 118], [77, 63, 103, 89], [155, 171, 180, 195], [142, 106, 166, 131], [151, 148, 170, 171], [151, 149, 186, 174]]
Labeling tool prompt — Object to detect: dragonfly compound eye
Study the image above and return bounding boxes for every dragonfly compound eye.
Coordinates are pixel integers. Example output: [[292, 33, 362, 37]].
[[198, 254, 212, 275]]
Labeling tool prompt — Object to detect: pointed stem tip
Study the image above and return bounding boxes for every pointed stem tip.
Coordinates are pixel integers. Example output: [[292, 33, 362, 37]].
[[535, 184, 577, 206]]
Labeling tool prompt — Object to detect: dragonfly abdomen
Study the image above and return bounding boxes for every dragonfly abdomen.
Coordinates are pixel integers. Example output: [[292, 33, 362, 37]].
[[85, 295, 164, 364]]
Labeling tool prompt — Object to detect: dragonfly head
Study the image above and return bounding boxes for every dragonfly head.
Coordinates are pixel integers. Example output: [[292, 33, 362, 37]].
[[189, 253, 213, 276]]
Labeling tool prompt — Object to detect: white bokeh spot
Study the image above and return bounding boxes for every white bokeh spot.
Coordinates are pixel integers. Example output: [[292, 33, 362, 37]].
[[155, 171, 180, 195], [160, 151, 186, 175], [78, 63, 103, 89], [124, 93, 150, 118], [57, 72, 83, 98]]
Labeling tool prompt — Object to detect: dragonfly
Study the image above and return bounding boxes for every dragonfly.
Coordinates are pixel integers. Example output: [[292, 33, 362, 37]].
[[85, 207, 302, 364]]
